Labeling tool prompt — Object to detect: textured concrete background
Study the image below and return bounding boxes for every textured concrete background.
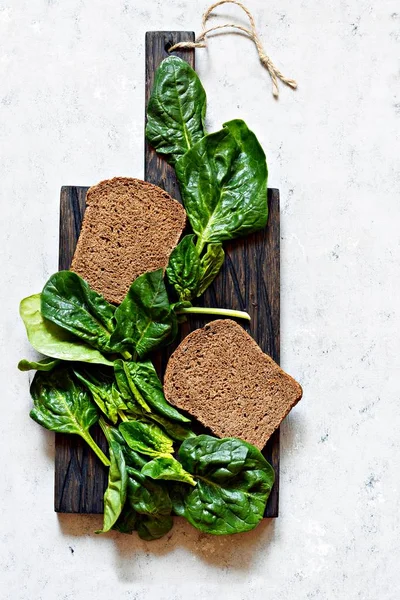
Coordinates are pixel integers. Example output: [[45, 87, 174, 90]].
[[1, 0, 399, 598]]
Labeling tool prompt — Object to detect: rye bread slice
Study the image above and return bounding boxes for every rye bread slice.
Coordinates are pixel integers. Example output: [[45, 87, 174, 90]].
[[71, 177, 186, 304], [164, 319, 302, 449]]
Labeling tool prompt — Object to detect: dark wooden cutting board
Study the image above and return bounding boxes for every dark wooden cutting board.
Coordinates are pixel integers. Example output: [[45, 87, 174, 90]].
[[55, 31, 280, 518]]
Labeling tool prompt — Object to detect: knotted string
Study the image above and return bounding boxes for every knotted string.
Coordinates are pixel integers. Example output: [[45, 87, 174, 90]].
[[169, 0, 297, 98]]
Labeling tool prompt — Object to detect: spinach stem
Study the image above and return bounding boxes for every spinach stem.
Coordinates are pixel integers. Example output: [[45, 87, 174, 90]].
[[82, 430, 110, 467], [98, 416, 109, 439], [118, 410, 129, 422], [176, 307, 251, 321], [121, 350, 132, 360], [195, 237, 205, 255]]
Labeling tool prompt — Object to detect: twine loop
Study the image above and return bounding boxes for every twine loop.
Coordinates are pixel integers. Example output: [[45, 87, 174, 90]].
[[169, 0, 297, 98]]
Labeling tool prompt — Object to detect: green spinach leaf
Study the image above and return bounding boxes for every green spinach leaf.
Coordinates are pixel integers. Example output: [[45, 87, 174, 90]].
[[110, 270, 177, 358], [142, 456, 196, 486], [73, 367, 127, 424], [96, 440, 128, 534], [126, 466, 172, 517], [166, 234, 201, 302], [146, 56, 206, 164], [30, 367, 109, 466], [20, 295, 113, 366], [136, 514, 173, 541], [112, 505, 138, 534], [197, 243, 225, 297], [173, 435, 275, 535], [145, 413, 195, 442], [41, 271, 116, 353], [18, 357, 60, 372], [114, 360, 151, 413], [175, 119, 268, 249], [124, 360, 190, 423], [120, 420, 174, 458]]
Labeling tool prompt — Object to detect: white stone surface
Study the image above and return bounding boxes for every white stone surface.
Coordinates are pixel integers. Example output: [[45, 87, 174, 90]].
[[1, 0, 399, 598]]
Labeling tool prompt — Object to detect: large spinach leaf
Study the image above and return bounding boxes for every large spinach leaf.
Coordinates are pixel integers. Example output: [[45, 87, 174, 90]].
[[110, 270, 177, 358], [41, 271, 116, 353], [173, 435, 275, 535], [30, 367, 110, 466], [96, 440, 128, 534], [20, 295, 113, 366], [146, 56, 206, 164], [175, 119, 268, 249], [73, 367, 127, 425]]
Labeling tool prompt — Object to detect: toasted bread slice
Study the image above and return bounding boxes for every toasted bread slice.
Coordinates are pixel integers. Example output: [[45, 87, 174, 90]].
[[71, 177, 186, 304], [164, 319, 302, 449]]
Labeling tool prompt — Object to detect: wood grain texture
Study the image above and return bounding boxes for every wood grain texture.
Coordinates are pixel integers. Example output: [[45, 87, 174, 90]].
[[55, 31, 280, 518], [55, 186, 107, 513]]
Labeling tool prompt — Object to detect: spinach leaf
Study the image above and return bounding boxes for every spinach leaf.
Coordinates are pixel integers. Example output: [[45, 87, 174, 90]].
[[19, 295, 113, 366], [100, 419, 149, 470], [96, 440, 128, 534], [112, 506, 138, 534], [136, 514, 173, 541], [41, 271, 116, 353], [146, 56, 206, 164], [126, 465, 173, 540], [197, 243, 225, 297], [73, 367, 127, 425], [173, 435, 275, 535], [114, 360, 151, 413], [142, 456, 196, 486], [110, 270, 178, 358], [166, 234, 201, 302], [145, 413, 195, 442], [175, 119, 268, 249], [123, 360, 190, 423], [30, 367, 110, 466], [18, 357, 60, 372], [119, 420, 174, 458], [126, 466, 172, 516]]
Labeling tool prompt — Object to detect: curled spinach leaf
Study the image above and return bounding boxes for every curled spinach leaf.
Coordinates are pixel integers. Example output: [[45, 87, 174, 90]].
[[123, 360, 190, 424], [173, 435, 275, 535], [96, 440, 128, 534], [110, 270, 178, 358], [175, 119, 268, 249], [120, 420, 174, 458], [19, 294, 113, 366], [18, 357, 60, 372], [41, 271, 116, 353], [146, 56, 206, 164], [114, 359, 151, 413], [144, 413, 195, 442], [73, 367, 127, 425], [30, 367, 109, 466]]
